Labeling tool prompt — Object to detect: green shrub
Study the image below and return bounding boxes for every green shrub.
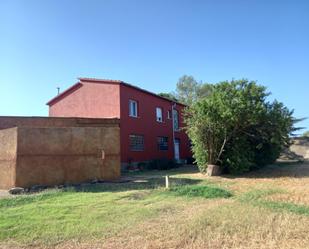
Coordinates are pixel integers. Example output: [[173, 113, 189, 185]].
[[185, 79, 297, 174], [137, 162, 147, 171], [147, 158, 178, 170]]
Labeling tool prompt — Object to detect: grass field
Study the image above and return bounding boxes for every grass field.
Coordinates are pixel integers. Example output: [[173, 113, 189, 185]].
[[1, 161, 309, 249]]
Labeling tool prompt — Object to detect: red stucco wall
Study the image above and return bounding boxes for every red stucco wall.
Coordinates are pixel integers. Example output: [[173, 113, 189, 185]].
[[120, 84, 191, 163], [49, 82, 120, 118], [47, 79, 192, 164]]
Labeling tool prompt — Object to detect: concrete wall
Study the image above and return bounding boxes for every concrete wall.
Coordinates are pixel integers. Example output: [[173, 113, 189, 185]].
[[0, 127, 18, 189], [14, 126, 120, 188]]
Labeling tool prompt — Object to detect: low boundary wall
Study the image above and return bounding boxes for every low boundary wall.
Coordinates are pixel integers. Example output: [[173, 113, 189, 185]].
[[0, 117, 120, 189]]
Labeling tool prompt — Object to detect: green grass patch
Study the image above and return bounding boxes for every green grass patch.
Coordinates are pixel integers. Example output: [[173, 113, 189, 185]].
[[238, 188, 285, 202], [0, 187, 166, 246], [166, 185, 232, 199], [260, 201, 309, 216], [238, 189, 309, 216]]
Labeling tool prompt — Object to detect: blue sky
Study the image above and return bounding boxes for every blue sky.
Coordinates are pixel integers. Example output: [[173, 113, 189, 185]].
[[0, 0, 308, 131]]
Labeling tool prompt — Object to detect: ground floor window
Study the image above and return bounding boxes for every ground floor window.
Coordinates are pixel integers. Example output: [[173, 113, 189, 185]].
[[157, 136, 168, 151], [130, 134, 144, 151]]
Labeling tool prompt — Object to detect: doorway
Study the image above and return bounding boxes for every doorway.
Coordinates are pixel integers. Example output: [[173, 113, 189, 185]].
[[174, 138, 180, 161]]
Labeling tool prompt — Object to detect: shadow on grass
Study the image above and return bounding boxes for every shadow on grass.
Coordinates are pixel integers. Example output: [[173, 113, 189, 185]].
[[123, 165, 200, 177], [221, 161, 309, 179], [73, 177, 203, 193], [0, 178, 204, 208]]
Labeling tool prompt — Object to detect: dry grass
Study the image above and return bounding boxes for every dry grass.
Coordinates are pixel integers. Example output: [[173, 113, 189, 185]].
[[1, 161, 309, 249]]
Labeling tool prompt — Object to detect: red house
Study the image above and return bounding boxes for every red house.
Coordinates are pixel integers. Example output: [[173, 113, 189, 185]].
[[47, 78, 192, 168]]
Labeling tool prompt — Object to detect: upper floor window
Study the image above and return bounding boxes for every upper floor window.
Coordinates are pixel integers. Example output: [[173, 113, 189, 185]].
[[129, 100, 138, 117], [156, 107, 163, 122], [129, 134, 144, 151], [167, 110, 171, 119], [173, 109, 179, 131]]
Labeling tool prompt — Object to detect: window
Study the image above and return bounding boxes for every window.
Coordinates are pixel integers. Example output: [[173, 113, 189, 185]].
[[156, 107, 163, 122], [173, 109, 179, 131], [157, 136, 168, 151], [167, 110, 171, 119], [129, 135, 144, 151], [129, 100, 138, 117]]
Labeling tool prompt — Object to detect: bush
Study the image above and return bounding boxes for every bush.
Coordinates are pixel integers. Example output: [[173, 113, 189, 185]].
[[186, 157, 195, 165], [185, 79, 297, 174], [137, 162, 147, 171], [147, 158, 178, 170]]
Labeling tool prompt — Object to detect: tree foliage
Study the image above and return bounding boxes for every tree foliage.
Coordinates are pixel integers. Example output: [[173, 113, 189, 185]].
[[158, 92, 179, 102], [176, 75, 212, 105], [185, 79, 297, 174], [157, 75, 212, 105], [303, 131, 309, 137]]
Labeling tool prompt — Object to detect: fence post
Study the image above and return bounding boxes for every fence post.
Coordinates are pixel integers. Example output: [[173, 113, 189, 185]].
[[165, 175, 169, 189]]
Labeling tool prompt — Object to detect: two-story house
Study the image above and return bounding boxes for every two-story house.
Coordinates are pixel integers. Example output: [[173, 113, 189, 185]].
[[47, 77, 192, 167]]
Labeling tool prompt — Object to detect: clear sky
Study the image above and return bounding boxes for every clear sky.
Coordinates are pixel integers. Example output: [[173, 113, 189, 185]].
[[0, 0, 308, 131]]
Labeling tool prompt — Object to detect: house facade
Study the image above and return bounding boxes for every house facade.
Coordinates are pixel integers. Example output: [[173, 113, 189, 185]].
[[47, 78, 192, 167]]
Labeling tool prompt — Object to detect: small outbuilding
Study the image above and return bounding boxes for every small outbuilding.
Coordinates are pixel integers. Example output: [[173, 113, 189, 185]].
[[0, 116, 120, 189]]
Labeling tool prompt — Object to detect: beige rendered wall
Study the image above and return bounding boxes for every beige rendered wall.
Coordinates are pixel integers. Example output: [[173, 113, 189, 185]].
[[0, 116, 119, 130], [0, 127, 17, 189], [15, 126, 120, 188]]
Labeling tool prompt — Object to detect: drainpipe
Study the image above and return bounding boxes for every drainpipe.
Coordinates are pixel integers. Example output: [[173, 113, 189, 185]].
[[172, 102, 177, 160]]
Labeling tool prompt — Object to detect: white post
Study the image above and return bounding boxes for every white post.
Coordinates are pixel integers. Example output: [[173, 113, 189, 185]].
[[165, 175, 169, 189]]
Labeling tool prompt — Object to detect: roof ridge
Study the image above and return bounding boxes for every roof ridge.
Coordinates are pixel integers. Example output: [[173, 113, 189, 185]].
[[47, 77, 186, 107], [78, 77, 123, 83]]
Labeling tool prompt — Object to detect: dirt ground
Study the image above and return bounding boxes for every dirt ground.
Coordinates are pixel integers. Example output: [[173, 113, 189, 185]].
[[0, 190, 10, 199]]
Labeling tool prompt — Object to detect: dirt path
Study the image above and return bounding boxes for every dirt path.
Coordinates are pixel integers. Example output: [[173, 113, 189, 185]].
[[0, 190, 9, 199]]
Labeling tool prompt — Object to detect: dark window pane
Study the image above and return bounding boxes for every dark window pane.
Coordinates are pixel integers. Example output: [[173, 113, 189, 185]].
[[130, 135, 144, 151], [157, 136, 168, 151]]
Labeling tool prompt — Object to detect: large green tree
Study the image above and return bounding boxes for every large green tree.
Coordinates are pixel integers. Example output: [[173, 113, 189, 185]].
[[185, 79, 297, 174]]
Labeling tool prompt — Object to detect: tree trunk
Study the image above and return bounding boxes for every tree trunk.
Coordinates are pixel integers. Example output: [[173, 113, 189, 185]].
[[207, 164, 222, 176]]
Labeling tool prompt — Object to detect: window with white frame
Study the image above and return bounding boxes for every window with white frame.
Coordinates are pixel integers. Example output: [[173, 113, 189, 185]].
[[129, 100, 138, 117], [129, 134, 144, 151], [167, 110, 171, 119], [156, 107, 163, 122]]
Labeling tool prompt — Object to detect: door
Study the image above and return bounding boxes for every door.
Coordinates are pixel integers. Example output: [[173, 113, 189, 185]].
[[174, 139, 180, 161]]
